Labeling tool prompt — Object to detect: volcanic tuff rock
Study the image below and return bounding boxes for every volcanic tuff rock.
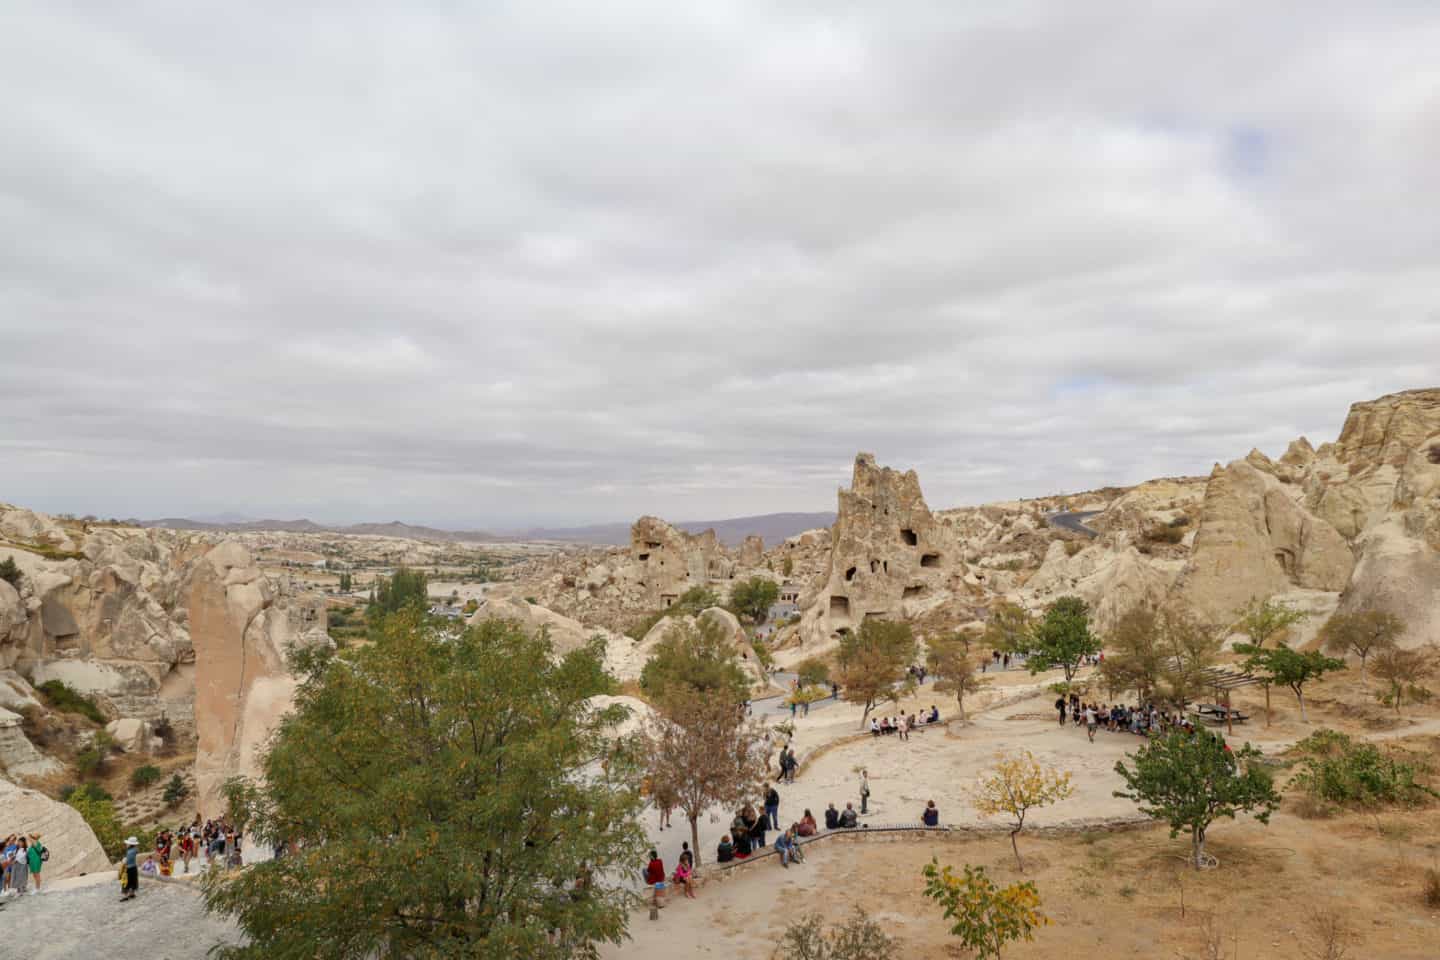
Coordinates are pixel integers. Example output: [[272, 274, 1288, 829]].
[[797, 454, 959, 651], [629, 516, 735, 607], [0, 776, 111, 880], [466, 595, 621, 657], [1025, 540, 1178, 635], [189, 541, 329, 813], [1173, 460, 1353, 624]]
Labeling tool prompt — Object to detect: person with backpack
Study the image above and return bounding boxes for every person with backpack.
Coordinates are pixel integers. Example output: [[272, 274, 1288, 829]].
[[26, 834, 45, 895]]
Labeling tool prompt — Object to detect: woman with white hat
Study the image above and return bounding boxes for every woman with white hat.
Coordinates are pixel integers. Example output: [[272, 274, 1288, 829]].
[[120, 836, 140, 901]]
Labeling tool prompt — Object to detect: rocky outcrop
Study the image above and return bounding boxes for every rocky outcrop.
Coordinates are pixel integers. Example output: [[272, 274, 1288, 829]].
[[1026, 541, 1178, 635], [0, 505, 77, 553], [0, 706, 61, 777], [609, 607, 766, 687], [797, 454, 958, 649], [189, 542, 329, 815], [1306, 390, 1440, 539], [628, 517, 734, 607], [1173, 460, 1353, 624], [0, 777, 111, 879], [1335, 424, 1440, 647], [466, 596, 616, 656], [737, 535, 765, 568]]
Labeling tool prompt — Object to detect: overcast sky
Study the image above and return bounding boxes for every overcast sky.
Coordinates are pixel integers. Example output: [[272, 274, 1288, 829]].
[[3, 3, 1439, 530]]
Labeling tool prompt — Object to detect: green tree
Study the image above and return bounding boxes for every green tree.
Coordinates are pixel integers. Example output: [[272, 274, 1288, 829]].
[[1238, 645, 1346, 723], [1099, 606, 1163, 702], [0, 556, 21, 588], [730, 576, 780, 623], [163, 773, 189, 807], [130, 764, 162, 789], [1235, 597, 1309, 649], [781, 556, 794, 577], [66, 786, 125, 859], [1016, 596, 1098, 689], [836, 619, 917, 729], [1113, 730, 1280, 869], [367, 566, 429, 620], [982, 601, 1032, 655], [921, 860, 1047, 959], [795, 656, 831, 688], [640, 617, 752, 703], [1158, 607, 1225, 708], [1370, 645, 1436, 715], [1319, 609, 1404, 684], [927, 632, 988, 721], [201, 611, 647, 959], [337, 571, 353, 593]]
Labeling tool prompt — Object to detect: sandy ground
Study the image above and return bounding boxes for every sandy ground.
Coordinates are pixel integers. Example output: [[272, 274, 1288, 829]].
[[604, 803, 1440, 959]]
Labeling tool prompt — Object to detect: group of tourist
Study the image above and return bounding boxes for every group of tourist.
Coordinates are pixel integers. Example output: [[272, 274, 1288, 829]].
[[868, 705, 940, 739], [1056, 692, 1198, 742], [1, 833, 45, 898]]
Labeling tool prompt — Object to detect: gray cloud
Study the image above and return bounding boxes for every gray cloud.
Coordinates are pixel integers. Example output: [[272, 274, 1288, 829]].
[[3, 2, 1439, 528]]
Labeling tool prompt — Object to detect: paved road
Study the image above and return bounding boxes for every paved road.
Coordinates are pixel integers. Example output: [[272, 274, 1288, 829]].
[[1048, 510, 1101, 538]]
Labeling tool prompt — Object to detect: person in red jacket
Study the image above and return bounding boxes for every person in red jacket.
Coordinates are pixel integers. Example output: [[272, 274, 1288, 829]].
[[644, 850, 667, 909]]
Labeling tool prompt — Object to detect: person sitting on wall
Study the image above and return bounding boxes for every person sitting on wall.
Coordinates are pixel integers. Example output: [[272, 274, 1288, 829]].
[[824, 803, 840, 830], [838, 803, 858, 828], [922, 800, 940, 827]]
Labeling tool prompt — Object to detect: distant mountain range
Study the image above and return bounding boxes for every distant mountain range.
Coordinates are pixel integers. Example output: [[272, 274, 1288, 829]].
[[141, 511, 836, 548], [517, 512, 837, 547]]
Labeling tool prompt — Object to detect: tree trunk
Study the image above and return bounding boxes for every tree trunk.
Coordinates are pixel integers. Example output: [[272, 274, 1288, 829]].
[[957, 692, 965, 721], [690, 815, 701, 867], [1009, 828, 1025, 872], [1359, 654, 1367, 685], [1264, 683, 1271, 727], [860, 700, 873, 730], [1296, 687, 1308, 723], [1192, 825, 1206, 870]]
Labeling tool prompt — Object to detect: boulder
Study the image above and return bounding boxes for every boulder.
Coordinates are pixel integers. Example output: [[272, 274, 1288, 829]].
[[737, 535, 765, 568], [105, 717, 151, 753], [0, 777, 111, 879], [0, 669, 42, 712], [467, 597, 612, 656], [0, 506, 76, 553], [0, 706, 61, 777]]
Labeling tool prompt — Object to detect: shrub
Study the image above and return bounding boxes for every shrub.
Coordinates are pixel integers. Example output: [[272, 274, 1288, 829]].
[[795, 656, 831, 687], [773, 908, 896, 960], [0, 556, 21, 587], [131, 764, 162, 789], [1145, 525, 1185, 544], [60, 782, 112, 803], [922, 859, 1047, 958], [1063, 541, 1084, 557], [1425, 868, 1440, 908], [36, 679, 106, 723], [163, 773, 189, 807], [1289, 729, 1437, 808]]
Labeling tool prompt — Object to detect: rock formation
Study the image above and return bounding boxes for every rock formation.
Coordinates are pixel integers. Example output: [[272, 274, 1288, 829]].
[[466, 595, 618, 656], [797, 454, 958, 650], [0, 777, 111, 880], [1173, 460, 1353, 624], [188, 541, 329, 814], [629, 516, 734, 607], [1025, 540, 1178, 635]]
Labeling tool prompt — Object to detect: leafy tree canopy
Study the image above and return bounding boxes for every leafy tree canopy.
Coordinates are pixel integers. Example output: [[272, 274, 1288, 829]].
[[1319, 609, 1404, 682], [1114, 730, 1279, 869], [729, 576, 780, 623], [639, 616, 752, 704], [1016, 595, 1099, 687], [1237, 644, 1346, 722], [367, 565, 429, 621], [201, 611, 648, 960], [836, 619, 917, 727]]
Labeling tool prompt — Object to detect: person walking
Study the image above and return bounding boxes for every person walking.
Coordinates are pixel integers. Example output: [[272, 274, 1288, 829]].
[[1084, 704, 1098, 743], [1055, 695, 1067, 727], [859, 769, 871, 815], [120, 837, 140, 901], [764, 783, 781, 832]]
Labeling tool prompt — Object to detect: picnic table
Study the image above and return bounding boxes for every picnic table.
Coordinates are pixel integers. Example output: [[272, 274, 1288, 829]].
[[1192, 704, 1249, 724]]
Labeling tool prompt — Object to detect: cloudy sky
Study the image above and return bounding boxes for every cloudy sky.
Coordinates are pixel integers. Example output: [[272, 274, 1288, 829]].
[[3, 2, 1438, 530]]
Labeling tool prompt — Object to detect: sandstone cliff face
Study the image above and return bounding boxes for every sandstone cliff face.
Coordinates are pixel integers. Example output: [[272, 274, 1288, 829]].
[[188, 541, 329, 814], [1173, 460, 1353, 624], [1025, 540, 1178, 635], [798, 454, 958, 650]]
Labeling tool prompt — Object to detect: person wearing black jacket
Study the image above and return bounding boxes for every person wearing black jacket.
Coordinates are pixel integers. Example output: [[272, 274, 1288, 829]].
[[764, 783, 781, 830], [824, 803, 840, 830]]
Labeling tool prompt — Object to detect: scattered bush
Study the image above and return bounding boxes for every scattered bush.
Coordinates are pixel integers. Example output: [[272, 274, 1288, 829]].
[[795, 656, 831, 687], [773, 908, 896, 960], [60, 782, 112, 803], [1425, 868, 1440, 908], [1063, 541, 1084, 557], [131, 764, 162, 790], [1289, 729, 1436, 808], [36, 679, 106, 723], [0, 556, 21, 587], [163, 773, 189, 807], [1144, 524, 1185, 544]]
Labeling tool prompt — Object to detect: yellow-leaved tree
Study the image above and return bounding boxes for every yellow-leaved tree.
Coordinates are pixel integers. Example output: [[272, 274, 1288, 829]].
[[921, 859, 1047, 959], [973, 750, 1074, 870]]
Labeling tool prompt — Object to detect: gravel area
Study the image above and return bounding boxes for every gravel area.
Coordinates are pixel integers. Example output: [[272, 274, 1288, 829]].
[[1, 876, 242, 959]]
